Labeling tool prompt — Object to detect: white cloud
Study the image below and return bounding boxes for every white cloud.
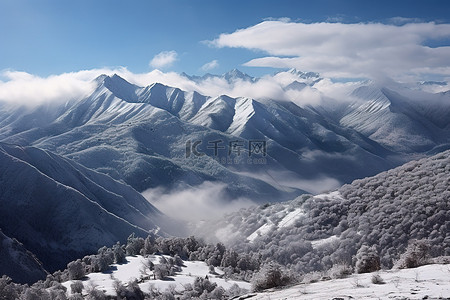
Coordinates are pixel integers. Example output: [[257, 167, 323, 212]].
[[201, 60, 219, 71], [149, 50, 178, 69], [3, 64, 443, 109], [142, 181, 255, 222], [210, 21, 450, 81], [0, 69, 104, 106], [0, 67, 367, 108]]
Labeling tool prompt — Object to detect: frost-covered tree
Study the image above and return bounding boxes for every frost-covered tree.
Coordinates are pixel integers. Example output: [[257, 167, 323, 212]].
[[355, 245, 380, 273], [193, 277, 217, 296], [251, 263, 289, 292], [221, 249, 238, 268], [0, 276, 19, 300], [68, 294, 83, 300], [396, 239, 431, 269], [112, 242, 126, 264], [114, 279, 144, 300], [70, 281, 83, 294], [141, 234, 156, 256], [67, 259, 85, 280], [86, 284, 106, 300], [126, 233, 145, 256], [154, 264, 170, 280]]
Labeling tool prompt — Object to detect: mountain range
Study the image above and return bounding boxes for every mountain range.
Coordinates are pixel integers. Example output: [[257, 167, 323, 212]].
[[0, 69, 449, 283], [2, 70, 449, 200], [0, 142, 179, 281]]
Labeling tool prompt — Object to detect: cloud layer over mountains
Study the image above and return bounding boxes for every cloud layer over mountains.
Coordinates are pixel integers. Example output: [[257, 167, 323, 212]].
[[1, 66, 448, 108]]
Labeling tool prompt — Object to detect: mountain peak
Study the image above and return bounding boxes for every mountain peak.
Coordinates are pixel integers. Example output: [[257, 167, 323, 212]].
[[100, 74, 139, 102], [285, 80, 307, 91], [286, 68, 320, 79], [222, 69, 255, 82]]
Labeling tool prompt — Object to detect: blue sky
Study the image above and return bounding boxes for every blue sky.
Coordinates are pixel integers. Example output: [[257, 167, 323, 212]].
[[1, 0, 450, 78]]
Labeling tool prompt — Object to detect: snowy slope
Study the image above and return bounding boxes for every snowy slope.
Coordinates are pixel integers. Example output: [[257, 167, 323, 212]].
[[0, 230, 47, 284], [199, 149, 450, 275], [323, 84, 450, 153], [247, 264, 450, 299], [62, 255, 250, 297], [0, 142, 171, 273]]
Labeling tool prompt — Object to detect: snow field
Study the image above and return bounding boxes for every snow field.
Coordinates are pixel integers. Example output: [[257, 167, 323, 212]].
[[62, 254, 251, 296]]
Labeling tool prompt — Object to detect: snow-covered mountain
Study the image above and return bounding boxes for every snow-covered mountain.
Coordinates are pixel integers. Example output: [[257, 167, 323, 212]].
[[198, 149, 450, 273], [181, 68, 256, 83], [317, 84, 450, 153], [0, 70, 449, 202], [0, 74, 408, 201], [0, 229, 47, 284], [0, 142, 175, 276]]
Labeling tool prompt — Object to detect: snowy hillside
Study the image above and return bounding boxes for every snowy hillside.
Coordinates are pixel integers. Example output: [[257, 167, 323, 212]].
[[247, 264, 450, 299], [0, 230, 47, 284], [198, 149, 450, 274], [0, 142, 173, 276], [62, 255, 250, 297]]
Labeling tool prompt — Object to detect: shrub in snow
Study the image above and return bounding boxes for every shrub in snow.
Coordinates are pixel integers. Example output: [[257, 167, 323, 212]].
[[193, 277, 217, 296], [140, 257, 154, 275], [89, 254, 110, 273], [141, 234, 156, 256], [126, 233, 145, 256], [396, 239, 431, 269], [20, 287, 51, 300], [327, 263, 353, 279], [112, 242, 126, 264], [210, 286, 226, 299], [154, 264, 170, 280], [251, 263, 290, 292], [174, 254, 184, 266], [0, 275, 20, 300], [114, 279, 145, 300], [48, 286, 68, 300], [70, 281, 83, 294], [355, 245, 380, 273], [371, 274, 385, 284], [227, 283, 248, 298], [302, 271, 322, 284], [209, 265, 216, 274], [86, 286, 106, 300], [68, 294, 83, 300], [159, 291, 176, 300], [67, 259, 85, 280], [221, 249, 238, 268]]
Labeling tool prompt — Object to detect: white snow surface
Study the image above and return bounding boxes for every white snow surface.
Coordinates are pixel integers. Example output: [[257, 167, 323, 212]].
[[248, 264, 450, 299], [312, 190, 343, 201], [247, 206, 305, 242], [62, 255, 250, 296], [246, 191, 343, 243]]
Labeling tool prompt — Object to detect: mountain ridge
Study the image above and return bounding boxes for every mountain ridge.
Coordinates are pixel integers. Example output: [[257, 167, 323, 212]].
[[0, 142, 175, 276], [0, 72, 449, 200]]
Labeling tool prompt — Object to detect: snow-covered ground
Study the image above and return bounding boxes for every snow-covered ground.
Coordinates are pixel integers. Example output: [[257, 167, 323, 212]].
[[310, 235, 339, 249], [247, 207, 305, 242], [312, 190, 343, 201], [247, 264, 450, 299], [62, 255, 250, 296], [246, 192, 342, 243]]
